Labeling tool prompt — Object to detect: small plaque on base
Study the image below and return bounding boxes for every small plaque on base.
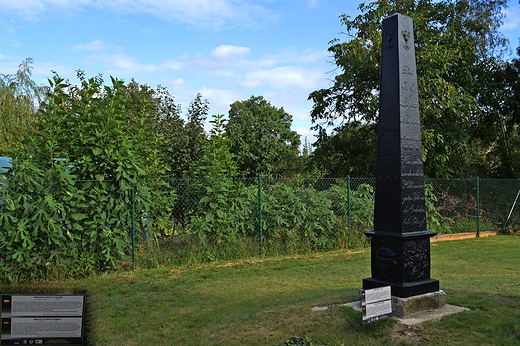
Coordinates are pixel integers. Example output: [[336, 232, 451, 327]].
[[361, 286, 392, 324]]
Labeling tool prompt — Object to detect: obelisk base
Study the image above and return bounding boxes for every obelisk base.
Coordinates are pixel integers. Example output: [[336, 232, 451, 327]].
[[363, 277, 439, 298], [391, 290, 446, 318]]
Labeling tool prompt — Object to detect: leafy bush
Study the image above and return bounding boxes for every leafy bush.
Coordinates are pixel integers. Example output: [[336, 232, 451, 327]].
[[262, 181, 340, 254], [273, 335, 326, 346], [425, 183, 452, 234], [187, 114, 257, 249], [0, 72, 175, 282]]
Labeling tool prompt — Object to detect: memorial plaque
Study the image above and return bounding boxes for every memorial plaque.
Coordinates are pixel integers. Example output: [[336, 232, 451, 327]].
[[361, 285, 391, 306], [1, 295, 85, 346], [363, 13, 439, 298]]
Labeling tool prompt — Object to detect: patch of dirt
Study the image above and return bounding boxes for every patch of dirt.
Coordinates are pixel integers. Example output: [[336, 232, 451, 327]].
[[169, 269, 182, 278], [114, 274, 136, 281], [213, 250, 368, 269], [216, 260, 259, 268], [390, 324, 423, 345]]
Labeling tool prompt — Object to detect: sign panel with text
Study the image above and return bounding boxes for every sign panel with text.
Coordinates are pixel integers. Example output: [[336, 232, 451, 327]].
[[1, 294, 85, 345]]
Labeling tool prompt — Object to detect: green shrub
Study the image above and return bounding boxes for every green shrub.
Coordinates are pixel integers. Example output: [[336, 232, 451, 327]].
[[262, 182, 341, 254], [0, 72, 175, 282]]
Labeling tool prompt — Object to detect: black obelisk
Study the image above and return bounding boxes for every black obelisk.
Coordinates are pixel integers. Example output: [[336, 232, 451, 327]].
[[363, 13, 439, 298]]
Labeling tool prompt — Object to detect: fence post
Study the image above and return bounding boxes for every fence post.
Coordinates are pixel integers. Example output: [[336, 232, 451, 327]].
[[258, 174, 263, 257], [132, 178, 136, 270], [477, 176, 480, 237], [347, 175, 351, 249]]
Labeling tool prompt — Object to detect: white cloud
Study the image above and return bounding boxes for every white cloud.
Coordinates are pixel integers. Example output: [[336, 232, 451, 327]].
[[197, 86, 242, 112], [160, 60, 185, 71], [233, 58, 277, 70], [242, 66, 324, 90], [297, 127, 311, 136], [0, 0, 278, 29], [0, 0, 90, 20], [179, 53, 191, 60], [81, 53, 185, 75], [0, 61, 22, 76], [171, 78, 185, 85], [32, 61, 75, 83], [0, 0, 45, 20], [113, 54, 140, 71], [0, 59, 71, 82], [290, 107, 312, 122], [502, 6, 520, 31], [259, 47, 328, 65], [210, 45, 251, 59], [72, 40, 120, 52], [191, 46, 275, 73], [307, 0, 322, 8], [298, 49, 329, 64], [211, 69, 236, 78]]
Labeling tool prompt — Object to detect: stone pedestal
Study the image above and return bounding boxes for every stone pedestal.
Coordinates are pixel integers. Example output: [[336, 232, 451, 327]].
[[391, 290, 446, 318]]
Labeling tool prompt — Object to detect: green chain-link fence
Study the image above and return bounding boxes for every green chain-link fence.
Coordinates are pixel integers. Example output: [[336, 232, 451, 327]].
[[1, 176, 519, 278], [134, 176, 520, 269], [427, 178, 520, 236]]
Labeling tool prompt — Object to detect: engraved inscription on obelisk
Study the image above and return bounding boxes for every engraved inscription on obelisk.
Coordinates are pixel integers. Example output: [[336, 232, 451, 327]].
[[363, 13, 439, 298]]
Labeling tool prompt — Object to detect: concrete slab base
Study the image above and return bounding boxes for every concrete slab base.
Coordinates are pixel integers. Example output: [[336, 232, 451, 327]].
[[344, 300, 469, 326], [393, 304, 470, 326]]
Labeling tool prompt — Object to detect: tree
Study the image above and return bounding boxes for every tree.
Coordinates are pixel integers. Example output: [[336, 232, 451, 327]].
[[310, 122, 377, 177], [122, 82, 210, 233], [0, 58, 46, 156], [308, 0, 509, 178], [226, 96, 301, 178], [124, 81, 209, 180], [475, 55, 520, 177], [150, 90, 208, 180], [190, 114, 244, 245], [176, 93, 209, 179]]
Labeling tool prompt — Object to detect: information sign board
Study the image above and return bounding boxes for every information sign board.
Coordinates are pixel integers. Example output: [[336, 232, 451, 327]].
[[1, 294, 85, 345], [360, 286, 392, 324]]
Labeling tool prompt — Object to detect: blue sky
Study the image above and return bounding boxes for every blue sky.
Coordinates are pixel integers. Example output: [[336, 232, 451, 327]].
[[1, 0, 519, 145]]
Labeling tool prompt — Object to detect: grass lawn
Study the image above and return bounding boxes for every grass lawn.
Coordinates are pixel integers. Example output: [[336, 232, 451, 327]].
[[2, 234, 520, 345]]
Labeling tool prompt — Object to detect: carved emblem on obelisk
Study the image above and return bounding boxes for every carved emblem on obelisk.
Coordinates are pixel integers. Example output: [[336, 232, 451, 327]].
[[402, 30, 411, 50], [386, 30, 395, 50]]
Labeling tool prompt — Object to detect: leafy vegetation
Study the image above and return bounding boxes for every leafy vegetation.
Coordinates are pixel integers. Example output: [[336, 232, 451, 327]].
[[0, 58, 46, 156], [0, 72, 175, 282], [189, 114, 255, 248], [475, 56, 520, 177], [272, 335, 325, 346], [3, 158, 511, 282], [308, 0, 518, 179], [1, 0, 519, 282]]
